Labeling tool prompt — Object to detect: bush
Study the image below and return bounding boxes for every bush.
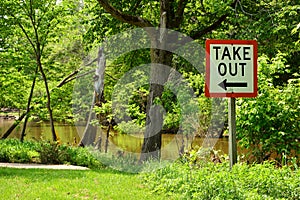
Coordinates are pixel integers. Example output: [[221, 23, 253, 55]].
[[0, 139, 39, 163], [142, 161, 300, 200], [0, 139, 103, 169], [236, 54, 300, 164], [37, 141, 66, 164]]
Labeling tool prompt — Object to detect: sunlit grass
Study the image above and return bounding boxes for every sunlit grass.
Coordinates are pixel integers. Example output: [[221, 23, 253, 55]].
[[0, 168, 170, 200]]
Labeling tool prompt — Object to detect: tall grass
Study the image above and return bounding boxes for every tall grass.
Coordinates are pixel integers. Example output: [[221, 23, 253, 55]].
[[142, 159, 300, 199]]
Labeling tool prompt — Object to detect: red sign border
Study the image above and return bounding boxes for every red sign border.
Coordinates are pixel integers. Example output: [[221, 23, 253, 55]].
[[205, 39, 258, 98]]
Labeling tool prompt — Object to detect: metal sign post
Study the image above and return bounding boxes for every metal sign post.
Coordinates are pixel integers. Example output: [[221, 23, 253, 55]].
[[228, 97, 237, 168]]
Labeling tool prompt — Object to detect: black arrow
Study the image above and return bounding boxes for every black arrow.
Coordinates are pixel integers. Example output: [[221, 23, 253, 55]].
[[218, 79, 248, 90]]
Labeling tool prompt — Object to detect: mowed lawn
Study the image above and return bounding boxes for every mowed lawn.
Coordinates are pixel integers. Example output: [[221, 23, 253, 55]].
[[0, 168, 168, 200]]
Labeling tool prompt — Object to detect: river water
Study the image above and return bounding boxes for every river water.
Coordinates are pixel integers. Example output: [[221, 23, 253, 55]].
[[0, 118, 233, 160]]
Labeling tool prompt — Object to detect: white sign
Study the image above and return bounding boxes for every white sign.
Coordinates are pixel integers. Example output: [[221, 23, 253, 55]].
[[205, 40, 258, 98]]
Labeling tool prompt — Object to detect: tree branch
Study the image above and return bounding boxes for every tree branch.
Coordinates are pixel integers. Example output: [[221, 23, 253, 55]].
[[28, 0, 41, 58], [57, 68, 83, 88], [190, 14, 228, 40], [190, 0, 239, 40], [1, 111, 29, 139], [6, 4, 37, 54], [12, 18, 36, 55], [129, 0, 142, 13], [97, 0, 153, 27], [56, 69, 117, 88], [40, 18, 59, 56], [173, 0, 187, 28]]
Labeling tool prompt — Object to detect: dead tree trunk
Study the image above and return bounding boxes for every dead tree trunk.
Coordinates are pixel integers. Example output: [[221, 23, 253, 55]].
[[78, 47, 106, 147], [78, 92, 97, 147]]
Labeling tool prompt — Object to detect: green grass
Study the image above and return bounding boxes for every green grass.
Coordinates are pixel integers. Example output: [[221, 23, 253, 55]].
[[0, 168, 170, 200]]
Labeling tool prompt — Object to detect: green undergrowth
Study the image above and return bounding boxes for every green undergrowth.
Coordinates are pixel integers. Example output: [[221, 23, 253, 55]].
[[0, 139, 103, 169], [2, 139, 300, 200], [142, 160, 300, 200], [0, 139, 171, 172]]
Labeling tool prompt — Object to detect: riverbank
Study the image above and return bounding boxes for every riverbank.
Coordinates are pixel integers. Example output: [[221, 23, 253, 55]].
[[0, 108, 20, 119], [0, 119, 234, 159]]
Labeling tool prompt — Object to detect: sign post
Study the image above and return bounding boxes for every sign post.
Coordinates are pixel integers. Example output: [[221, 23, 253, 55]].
[[228, 97, 237, 168], [205, 39, 257, 168]]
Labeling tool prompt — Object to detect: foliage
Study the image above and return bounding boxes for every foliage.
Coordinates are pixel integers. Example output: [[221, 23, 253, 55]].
[[0, 139, 40, 163], [217, 0, 300, 84], [236, 54, 300, 164], [0, 0, 88, 123], [0, 0, 299, 165], [92, 151, 143, 173], [143, 160, 300, 200], [102, 62, 221, 136], [90, 150, 174, 174], [0, 139, 103, 169], [112, 67, 149, 128], [114, 121, 145, 134]]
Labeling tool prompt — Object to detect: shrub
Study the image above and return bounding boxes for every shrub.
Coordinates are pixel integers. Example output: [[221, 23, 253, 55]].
[[0, 139, 39, 163], [0, 139, 103, 169], [142, 161, 300, 200], [65, 146, 103, 169], [37, 141, 65, 164], [236, 54, 300, 164]]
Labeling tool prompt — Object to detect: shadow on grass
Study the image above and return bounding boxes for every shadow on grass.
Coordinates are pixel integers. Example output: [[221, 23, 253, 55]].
[[0, 167, 137, 181]]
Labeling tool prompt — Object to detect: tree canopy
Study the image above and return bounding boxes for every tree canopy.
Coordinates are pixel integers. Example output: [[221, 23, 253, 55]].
[[0, 0, 299, 163]]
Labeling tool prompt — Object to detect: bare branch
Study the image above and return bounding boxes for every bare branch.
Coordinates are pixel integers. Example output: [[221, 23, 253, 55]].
[[56, 69, 117, 88], [57, 68, 82, 88], [75, 70, 95, 80], [97, 0, 153, 27]]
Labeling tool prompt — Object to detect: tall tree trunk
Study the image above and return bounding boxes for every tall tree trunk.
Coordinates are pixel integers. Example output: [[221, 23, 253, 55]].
[[140, 0, 173, 162], [20, 66, 38, 142], [36, 55, 57, 141], [97, 0, 237, 162], [140, 46, 173, 161]]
